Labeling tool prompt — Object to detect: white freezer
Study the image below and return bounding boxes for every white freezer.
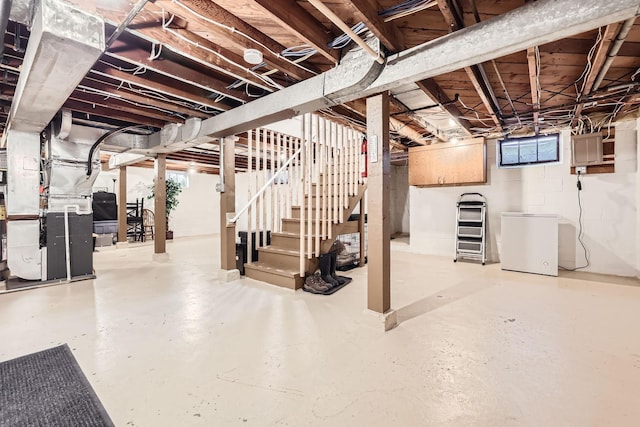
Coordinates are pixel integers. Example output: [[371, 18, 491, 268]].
[[501, 213, 558, 276]]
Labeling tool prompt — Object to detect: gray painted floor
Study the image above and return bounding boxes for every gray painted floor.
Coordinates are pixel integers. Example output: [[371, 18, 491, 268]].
[[1, 235, 639, 426]]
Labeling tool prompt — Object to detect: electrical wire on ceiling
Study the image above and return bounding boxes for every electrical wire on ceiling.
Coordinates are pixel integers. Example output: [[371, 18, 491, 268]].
[[378, 0, 437, 22], [170, 0, 318, 76], [281, 45, 318, 59], [77, 85, 188, 119], [574, 27, 603, 99], [159, 12, 284, 92], [328, 22, 367, 49]]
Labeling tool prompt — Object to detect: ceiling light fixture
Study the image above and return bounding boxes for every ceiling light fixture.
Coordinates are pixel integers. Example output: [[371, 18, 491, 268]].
[[243, 48, 263, 65]]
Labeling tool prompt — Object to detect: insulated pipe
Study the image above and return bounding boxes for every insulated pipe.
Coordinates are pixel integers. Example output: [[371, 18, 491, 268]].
[[593, 18, 637, 92], [86, 125, 145, 176], [0, 0, 13, 59], [306, 0, 385, 64]]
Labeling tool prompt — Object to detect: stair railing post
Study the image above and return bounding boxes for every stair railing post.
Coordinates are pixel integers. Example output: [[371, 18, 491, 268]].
[[299, 116, 307, 277], [247, 130, 253, 266]]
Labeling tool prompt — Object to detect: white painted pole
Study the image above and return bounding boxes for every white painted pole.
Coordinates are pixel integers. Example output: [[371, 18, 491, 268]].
[[300, 119, 306, 276]]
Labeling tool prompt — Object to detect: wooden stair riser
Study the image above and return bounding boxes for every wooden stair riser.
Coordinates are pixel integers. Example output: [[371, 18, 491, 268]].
[[290, 206, 347, 221], [270, 233, 302, 250], [258, 249, 310, 270], [244, 266, 303, 290], [281, 218, 333, 234]]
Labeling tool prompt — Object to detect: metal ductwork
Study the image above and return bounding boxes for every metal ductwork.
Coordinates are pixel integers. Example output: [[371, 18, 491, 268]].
[[177, 0, 639, 141], [9, 0, 33, 25], [7, 0, 104, 134], [5, 130, 41, 280], [0, 0, 14, 59]]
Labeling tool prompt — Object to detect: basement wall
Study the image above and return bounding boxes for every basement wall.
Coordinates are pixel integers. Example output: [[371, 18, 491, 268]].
[[94, 167, 221, 237], [408, 120, 638, 277], [391, 164, 410, 235]]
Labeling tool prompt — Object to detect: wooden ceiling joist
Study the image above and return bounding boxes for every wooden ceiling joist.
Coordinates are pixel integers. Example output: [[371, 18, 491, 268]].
[[104, 9, 279, 94], [572, 22, 623, 126], [80, 77, 211, 119], [415, 79, 473, 135], [63, 99, 168, 128], [526, 47, 541, 132], [341, 0, 404, 53], [154, 0, 317, 81], [69, 90, 185, 124], [252, 0, 339, 63], [437, 0, 502, 129], [106, 39, 250, 103], [90, 63, 229, 112], [337, 0, 465, 138]]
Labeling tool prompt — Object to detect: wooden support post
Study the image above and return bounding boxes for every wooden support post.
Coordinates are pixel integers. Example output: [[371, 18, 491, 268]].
[[220, 137, 237, 270], [117, 166, 127, 243], [359, 200, 366, 267], [154, 154, 167, 254], [366, 92, 391, 314]]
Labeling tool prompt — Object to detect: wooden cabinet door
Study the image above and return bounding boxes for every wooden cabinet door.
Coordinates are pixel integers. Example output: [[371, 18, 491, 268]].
[[449, 141, 486, 184], [409, 145, 446, 185], [409, 138, 486, 186]]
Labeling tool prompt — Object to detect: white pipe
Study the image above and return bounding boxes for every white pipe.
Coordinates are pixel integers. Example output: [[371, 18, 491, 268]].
[[593, 18, 636, 92], [64, 201, 91, 282], [306, 0, 384, 64]]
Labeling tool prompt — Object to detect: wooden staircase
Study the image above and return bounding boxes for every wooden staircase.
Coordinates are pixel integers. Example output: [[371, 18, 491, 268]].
[[244, 182, 366, 289]]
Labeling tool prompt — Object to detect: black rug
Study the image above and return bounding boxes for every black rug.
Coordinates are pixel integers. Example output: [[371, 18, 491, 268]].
[[0, 344, 114, 427]]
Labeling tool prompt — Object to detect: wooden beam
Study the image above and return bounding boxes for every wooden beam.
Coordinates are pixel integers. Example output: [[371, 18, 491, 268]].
[[252, 0, 339, 63], [415, 79, 473, 135], [102, 9, 277, 93], [70, 90, 186, 124], [341, 0, 470, 137], [526, 47, 540, 132], [219, 137, 236, 270], [437, 0, 502, 128], [154, 154, 167, 254], [572, 23, 622, 125], [340, 99, 431, 144], [155, 0, 317, 81], [341, 0, 404, 52], [91, 62, 230, 112], [366, 92, 391, 314], [118, 166, 127, 243], [63, 99, 167, 128], [80, 76, 211, 119], [107, 39, 250, 103]]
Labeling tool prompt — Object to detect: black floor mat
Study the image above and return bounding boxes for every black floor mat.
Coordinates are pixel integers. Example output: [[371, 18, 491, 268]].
[[303, 276, 352, 295], [0, 344, 114, 426]]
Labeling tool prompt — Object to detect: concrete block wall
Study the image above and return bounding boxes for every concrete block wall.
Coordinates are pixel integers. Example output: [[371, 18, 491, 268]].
[[406, 119, 639, 277]]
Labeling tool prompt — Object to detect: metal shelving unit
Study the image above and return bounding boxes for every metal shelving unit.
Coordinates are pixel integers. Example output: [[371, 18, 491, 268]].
[[454, 192, 486, 265]]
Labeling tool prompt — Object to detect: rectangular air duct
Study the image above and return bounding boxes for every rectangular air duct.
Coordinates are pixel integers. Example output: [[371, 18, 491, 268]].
[[8, 0, 104, 133]]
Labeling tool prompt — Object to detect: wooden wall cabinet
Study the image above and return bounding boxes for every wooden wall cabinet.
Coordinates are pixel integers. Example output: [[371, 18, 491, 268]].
[[408, 137, 486, 187]]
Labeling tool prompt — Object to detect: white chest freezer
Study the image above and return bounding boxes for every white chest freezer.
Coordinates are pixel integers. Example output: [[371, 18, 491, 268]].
[[501, 213, 558, 276]]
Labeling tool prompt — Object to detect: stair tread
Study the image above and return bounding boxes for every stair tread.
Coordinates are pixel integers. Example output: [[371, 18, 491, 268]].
[[258, 245, 318, 257], [244, 262, 300, 278]]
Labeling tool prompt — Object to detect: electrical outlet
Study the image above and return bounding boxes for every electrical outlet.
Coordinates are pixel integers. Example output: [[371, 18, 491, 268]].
[[575, 166, 587, 174]]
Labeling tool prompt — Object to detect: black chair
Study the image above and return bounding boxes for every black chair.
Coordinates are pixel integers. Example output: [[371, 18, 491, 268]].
[[126, 199, 144, 242]]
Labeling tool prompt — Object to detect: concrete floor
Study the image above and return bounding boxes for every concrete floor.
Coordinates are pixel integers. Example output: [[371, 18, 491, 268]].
[[1, 235, 640, 426]]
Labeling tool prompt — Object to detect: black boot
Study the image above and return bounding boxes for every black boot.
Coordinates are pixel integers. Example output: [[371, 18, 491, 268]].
[[330, 252, 348, 285], [319, 254, 339, 287]]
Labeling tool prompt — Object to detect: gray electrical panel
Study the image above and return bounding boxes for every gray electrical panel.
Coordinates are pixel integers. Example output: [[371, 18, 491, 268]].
[[571, 133, 603, 166], [46, 212, 93, 280]]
